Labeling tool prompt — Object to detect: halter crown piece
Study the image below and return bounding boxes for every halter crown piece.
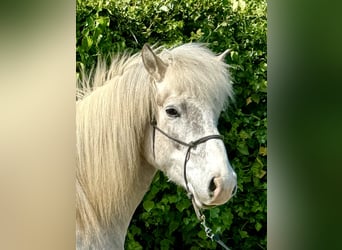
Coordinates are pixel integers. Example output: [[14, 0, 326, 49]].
[[151, 119, 231, 250]]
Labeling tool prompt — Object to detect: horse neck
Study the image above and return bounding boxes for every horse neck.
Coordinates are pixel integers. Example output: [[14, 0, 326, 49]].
[[110, 159, 157, 248], [77, 158, 156, 250]]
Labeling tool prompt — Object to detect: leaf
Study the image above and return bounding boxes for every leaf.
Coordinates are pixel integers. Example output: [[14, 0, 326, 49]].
[[209, 207, 220, 219], [169, 220, 179, 233], [160, 5, 169, 12], [237, 142, 249, 155], [86, 36, 93, 48], [255, 222, 262, 231], [176, 199, 190, 212], [239, 0, 246, 11], [160, 239, 172, 250], [257, 169, 266, 179], [239, 230, 248, 238], [251, 161, 266, 179], [246, 96, 252, 105], [239, 130, 249, 139], [143, 200, 154, 212], [231, 0, 239, 11], [198, 229, 207, 240], [251, 93, 260, 104], [259, 146, 267, 156]]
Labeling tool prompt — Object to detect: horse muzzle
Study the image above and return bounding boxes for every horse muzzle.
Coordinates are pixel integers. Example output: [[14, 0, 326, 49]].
[[206, 176, 237, 206], [190, 173, 237, 209]]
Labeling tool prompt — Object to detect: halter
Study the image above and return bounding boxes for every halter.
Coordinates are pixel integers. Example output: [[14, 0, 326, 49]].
[[151, 119, 231, 250]]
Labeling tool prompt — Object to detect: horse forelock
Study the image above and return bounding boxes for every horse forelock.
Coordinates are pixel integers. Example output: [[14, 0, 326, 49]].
[[159, 44, 233, 114]]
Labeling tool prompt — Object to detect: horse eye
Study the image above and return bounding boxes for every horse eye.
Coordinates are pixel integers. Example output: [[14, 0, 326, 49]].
[[165, 107, 180, 117]]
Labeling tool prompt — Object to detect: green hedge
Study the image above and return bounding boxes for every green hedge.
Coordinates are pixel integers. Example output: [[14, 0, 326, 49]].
[[77, 0, 267, 249]]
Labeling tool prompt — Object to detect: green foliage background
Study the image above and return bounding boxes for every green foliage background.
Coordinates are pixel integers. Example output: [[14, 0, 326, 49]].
[[76, 0, 267, 249]]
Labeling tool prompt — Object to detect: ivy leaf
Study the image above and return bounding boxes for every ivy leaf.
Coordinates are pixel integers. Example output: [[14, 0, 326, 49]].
[[143, 200, 155, 212], [237, 142, 249, 155], [160, 5, 169, 12], [169, 220, 179, 233], [255, 222, 262, 231], [176, 199, 190, 212], [259, 146, 267, 156], [239, 230, 249, 238]]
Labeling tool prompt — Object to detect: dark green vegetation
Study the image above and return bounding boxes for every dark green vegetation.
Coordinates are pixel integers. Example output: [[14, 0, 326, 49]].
[[77, 0, 266, 249]]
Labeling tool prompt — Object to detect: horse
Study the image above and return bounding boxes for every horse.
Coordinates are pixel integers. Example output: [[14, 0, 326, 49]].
[[76, 43, 237, 249]]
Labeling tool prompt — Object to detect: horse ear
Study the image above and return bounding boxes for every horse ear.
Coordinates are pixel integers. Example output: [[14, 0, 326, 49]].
[[216, 49, 231, 62], [142, 44, 168, 82]]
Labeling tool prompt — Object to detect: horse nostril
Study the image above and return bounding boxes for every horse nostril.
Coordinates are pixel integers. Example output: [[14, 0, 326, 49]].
[[209, 178, 217, 193]]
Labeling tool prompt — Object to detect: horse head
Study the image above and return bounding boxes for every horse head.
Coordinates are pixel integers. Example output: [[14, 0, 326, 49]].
[[142, 44, 237, 209]]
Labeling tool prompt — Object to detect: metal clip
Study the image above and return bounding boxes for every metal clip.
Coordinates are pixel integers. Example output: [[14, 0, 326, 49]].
[[200, 214, 215, 240], [199, 214, 231, 250]]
